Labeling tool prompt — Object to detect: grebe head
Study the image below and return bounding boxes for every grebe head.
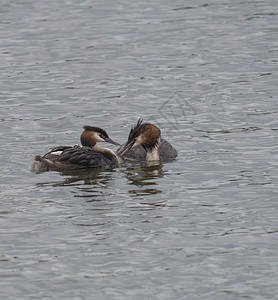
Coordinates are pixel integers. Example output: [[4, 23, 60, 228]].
[[117, 118, 161, 156], [81, 126, 120, 148]]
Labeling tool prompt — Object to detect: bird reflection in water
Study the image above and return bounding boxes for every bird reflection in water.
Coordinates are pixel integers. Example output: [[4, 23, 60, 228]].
[[123, 161, 166, 206], [36, 168, 117, 205], [36, 161, 166, 207], [71, 169, 121, 205]]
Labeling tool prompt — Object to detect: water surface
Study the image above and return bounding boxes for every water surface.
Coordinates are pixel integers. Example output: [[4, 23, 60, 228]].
[[0, 0, 278, 299]]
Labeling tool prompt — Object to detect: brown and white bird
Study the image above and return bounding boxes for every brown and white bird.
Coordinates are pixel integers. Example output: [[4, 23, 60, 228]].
[[117, 119, 177, 161], [30, 126, 120, 172]]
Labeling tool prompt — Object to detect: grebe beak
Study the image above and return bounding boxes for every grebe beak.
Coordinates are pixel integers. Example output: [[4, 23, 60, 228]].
[[103, 137, 121, 146], [116, 139, 136, 156]]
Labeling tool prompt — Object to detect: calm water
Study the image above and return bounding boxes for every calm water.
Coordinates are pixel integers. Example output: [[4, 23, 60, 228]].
[[1, 0, 278, 299]]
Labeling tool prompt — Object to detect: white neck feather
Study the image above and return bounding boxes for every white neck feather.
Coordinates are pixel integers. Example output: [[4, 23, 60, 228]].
[[145, 138, 161, 161], [92, 145, 120, 164], [92, 145, 112, 153]]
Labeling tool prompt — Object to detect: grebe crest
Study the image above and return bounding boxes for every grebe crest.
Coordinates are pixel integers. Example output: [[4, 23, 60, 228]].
[[127, 118, 161, 152]]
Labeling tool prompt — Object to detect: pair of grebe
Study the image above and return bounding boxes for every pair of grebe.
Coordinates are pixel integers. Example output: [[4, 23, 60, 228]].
[[30, 119, 177, 172]]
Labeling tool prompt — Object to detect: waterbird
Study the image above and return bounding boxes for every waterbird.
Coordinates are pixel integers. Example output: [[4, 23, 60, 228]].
[[30, 126, 121, 172], [117, 119, 177, 161]]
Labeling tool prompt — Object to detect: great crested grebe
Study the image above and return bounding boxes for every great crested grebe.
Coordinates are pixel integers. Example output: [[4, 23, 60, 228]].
[[117, 119, 177, 161], [30, 126, 121, 172]]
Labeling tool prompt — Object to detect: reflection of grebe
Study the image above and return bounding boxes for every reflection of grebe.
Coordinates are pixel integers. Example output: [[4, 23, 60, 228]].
[[117, 119, 177, 161], [30, 126, 120, 172]]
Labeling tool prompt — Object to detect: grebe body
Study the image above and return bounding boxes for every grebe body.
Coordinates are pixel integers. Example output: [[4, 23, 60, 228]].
[[30, 126, 120, 172]]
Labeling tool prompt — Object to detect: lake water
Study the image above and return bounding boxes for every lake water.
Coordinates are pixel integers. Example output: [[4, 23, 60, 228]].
[[1, 0, 278, 299]]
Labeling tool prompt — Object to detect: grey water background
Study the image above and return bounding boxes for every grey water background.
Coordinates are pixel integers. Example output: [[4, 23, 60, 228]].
[[1, 0, 278, 299]]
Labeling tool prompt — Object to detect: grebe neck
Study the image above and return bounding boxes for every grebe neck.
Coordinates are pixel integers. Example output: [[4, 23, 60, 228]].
[[145, 137, 161, 161], [92, 145, 120, 164]]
